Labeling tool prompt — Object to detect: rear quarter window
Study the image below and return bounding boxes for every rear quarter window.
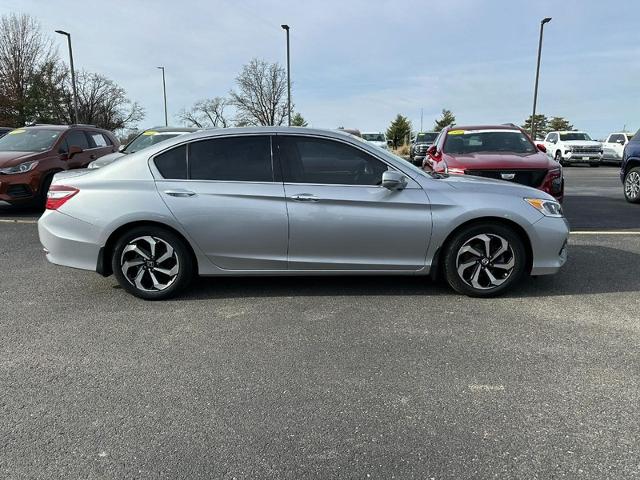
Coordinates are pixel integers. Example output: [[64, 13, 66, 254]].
[[154, 145, 187, 179]]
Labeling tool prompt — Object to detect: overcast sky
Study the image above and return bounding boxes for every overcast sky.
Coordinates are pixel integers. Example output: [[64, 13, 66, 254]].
[[2, 0, 638, 138]]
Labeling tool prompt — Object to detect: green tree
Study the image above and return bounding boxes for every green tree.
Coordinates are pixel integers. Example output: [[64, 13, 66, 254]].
[[522, 114, 548, 139], [547, 116, 573, 132], [291, 112, 308, 127], [433, 109, 456, 132], [386, 114, 412, 147]]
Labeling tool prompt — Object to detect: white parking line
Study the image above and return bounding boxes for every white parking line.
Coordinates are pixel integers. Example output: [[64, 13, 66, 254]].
[[0, 219, 38, 224], [570, 231, 640, 235]]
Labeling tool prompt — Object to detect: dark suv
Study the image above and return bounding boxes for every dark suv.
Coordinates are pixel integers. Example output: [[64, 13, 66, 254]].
[[409, 132, 438, 165], [621, 129, 640, 203], [0, 124, 118, 206]]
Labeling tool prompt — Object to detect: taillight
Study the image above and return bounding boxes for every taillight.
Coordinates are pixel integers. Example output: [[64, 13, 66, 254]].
[[46, 185, 79, 210]]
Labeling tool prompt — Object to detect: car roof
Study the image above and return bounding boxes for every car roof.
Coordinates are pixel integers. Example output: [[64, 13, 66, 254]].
[[141, 126, 200, 133], [18, 124, 108, 132], [447, 125, 523, 131]]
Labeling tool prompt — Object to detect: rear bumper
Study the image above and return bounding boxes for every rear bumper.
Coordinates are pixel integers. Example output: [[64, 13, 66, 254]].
[[529, 216, 570, 275], [38, 210, 102, 272]]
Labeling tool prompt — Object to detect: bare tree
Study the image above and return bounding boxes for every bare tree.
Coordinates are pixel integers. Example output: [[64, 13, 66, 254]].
[[55, 71, 144, 131], [230, 58, 289, 126], [0, 13, 58, 126], [179, 97, 230, 128]]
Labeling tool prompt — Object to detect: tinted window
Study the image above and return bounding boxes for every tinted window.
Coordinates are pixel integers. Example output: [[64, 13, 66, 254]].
[[416, 132, 438, 143], [154, 144, 187, 179], [66, 130, 90, 149], [279, 136, 389, 185], [560, 132, 591, 141], [124, 132, 182, 154], [189, 136, 272, 182]]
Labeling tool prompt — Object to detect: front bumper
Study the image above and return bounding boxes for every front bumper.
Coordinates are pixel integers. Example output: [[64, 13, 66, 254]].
[[0, 171, 41, 203], [529, 216, 570, 275], [563, 152, 601, 163], [38, 209, 103, 272]]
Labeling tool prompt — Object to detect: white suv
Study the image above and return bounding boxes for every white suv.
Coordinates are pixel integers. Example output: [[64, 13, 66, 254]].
[[362, 132, 389, 150], [543, 131, 603, 167], [601, 132, 634, 165]]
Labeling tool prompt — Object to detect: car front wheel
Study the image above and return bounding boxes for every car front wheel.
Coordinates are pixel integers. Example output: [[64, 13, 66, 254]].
[[111, 226, 194, 300], [624, 167, 640, 203], [443, 223, 527, 297]]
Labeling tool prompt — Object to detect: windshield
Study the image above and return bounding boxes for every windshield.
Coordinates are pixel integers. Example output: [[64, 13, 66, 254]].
[[559, 132, 591, 141], [124, 132, 181, 153], [415, 132, 438, 143], [443, 130, 537, 155], [0, 128, 61, 152], [362, 133, 385, 142]]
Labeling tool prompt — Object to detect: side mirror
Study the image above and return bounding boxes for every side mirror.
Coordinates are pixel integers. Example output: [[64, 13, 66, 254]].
[[68, 145, 83, 158], [118, 144, 126, 152], [381, 170, 407, 190], [536, 143, 547, 153], [617, 139, 625, 144]]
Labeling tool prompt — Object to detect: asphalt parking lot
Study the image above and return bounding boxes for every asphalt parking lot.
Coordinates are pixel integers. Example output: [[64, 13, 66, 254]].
[[1, 166, 639, 478]]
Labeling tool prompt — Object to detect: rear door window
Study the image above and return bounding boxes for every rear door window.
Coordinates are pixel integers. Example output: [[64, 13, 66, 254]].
[[188, 136, 273, 182]]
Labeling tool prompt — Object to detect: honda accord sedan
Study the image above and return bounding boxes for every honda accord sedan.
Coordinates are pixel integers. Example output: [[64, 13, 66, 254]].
[[38, 127, 569, 300]]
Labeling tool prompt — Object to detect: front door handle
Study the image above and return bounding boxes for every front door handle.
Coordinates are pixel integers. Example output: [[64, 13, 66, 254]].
[[164, 189, 196, 197], [289, 193, 319, 202]]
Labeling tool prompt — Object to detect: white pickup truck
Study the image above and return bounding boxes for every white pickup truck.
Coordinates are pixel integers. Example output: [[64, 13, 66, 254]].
[[601, 132, 634, 165], [543, 131, 603, 167]]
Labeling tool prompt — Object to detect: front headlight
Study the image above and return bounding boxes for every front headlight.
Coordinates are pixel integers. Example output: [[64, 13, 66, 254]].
[[0, 160, 39, 175], [525, 198, 563, 217]]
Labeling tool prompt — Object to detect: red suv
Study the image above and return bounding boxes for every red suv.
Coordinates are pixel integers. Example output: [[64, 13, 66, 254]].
[[0, 124, 119, 206], [424, 125, 564, 201]]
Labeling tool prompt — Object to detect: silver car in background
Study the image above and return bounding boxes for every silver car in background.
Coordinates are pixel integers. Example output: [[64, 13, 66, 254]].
[[87, 126, 198, 169], [38, 127, 569, 300]]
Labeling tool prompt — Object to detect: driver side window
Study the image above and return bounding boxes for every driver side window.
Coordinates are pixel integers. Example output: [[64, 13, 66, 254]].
[[278, 136, 388, 185]]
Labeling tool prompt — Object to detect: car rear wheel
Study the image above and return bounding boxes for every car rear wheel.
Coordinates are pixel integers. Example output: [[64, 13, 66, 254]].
[[624, 167, 640, 203], [111, 226, 194, 300], [443, 223, 527, 297]]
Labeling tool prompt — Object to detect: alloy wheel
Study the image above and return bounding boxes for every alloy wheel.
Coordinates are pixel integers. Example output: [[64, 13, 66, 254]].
[[455, 233, 515, 290], [120, 236, 180, 292], [625, 171, 640, 200]]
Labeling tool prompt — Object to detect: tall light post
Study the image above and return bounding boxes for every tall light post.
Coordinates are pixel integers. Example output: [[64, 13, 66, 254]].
[[157, 66, 168, 127], [55, 30, 79, 124], [530, 17, 552, 140], [281, 24, 291, 126]]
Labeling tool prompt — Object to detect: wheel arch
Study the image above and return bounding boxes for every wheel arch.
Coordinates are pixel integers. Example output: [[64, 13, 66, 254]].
[[623, 158, 640, 177], [430, 216, 533, 280], [97, 220, 199, 277]]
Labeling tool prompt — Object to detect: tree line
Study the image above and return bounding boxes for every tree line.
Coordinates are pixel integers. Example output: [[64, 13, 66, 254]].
[[0, 13, 144, 132]]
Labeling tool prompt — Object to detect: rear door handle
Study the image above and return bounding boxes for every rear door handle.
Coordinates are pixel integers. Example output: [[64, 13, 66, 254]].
[[289, 193, 319, 202], [164, 189, 196, 197]]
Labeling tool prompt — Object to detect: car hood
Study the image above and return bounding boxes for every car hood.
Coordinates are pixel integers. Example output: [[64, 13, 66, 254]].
[[442, 171, 554, 200], [444, 152, 554, 169], [89, 151, 125, 168], [0, 151, 41, 168]]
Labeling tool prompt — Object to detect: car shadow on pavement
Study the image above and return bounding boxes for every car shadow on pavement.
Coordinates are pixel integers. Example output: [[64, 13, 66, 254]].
[[178, 244, 640, 300], [0, 203, 42, 218]]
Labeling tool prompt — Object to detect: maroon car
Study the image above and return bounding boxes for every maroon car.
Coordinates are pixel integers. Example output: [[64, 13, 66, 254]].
[[424, 125, 564, 201]]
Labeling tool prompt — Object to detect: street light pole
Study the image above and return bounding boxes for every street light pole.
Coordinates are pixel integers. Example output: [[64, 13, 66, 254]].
[[55, 30, 79, 124], [281, 24, 291, 126], [530, 17, 552, 140], [157, 66, 168, 127]]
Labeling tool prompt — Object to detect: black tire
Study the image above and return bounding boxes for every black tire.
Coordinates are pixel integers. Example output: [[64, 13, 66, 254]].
[[624, 167, 640, 204], [111, 226, 194, 300], [443, 223, 527, 297], [35, 173, 55, 209], [555, 151, 566, 167]]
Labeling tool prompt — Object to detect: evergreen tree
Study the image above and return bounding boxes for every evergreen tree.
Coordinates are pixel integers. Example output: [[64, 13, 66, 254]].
[[386, 114, 412, 147], [291, 112, 308, 127], [433, 109, 456, 132], [522, 114, 549, 139], [547, 116, 573, 132]]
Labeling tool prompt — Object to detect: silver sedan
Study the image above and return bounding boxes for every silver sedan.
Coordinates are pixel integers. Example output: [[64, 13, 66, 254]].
[[38, 127, 569, 299]]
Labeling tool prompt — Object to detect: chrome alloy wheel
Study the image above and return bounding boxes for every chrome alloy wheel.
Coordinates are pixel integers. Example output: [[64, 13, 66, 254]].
[[625, 171, 640, 200], [120, 236, 180, 292], [455, 234, 515, 290]]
